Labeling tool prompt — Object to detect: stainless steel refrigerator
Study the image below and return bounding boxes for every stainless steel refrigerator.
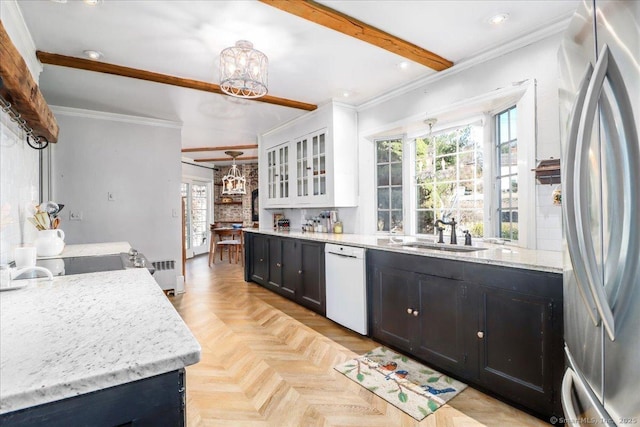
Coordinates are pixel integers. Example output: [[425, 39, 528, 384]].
[[559, 0, 639, 425]]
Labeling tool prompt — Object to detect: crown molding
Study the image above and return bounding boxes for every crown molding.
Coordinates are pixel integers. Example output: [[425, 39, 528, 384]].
[[50, 106, 182, 129], [1, 0, 42, 82], [357, 13, 573, 112]]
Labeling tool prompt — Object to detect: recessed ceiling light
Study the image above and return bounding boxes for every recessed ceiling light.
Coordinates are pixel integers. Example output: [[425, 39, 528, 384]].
[[397, 61, 410, 70], [489, 13, 510, 25], [342, 91, 350, 98], [83, 0, 102, 5], [83, 50, 103, 60]]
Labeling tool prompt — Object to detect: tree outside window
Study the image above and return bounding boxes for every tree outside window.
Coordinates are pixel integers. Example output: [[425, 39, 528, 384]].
[[414, 125, 484, 237]]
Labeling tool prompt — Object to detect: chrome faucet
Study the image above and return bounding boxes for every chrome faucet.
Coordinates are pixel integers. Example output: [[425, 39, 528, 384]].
[[435, 217, 457, 245]]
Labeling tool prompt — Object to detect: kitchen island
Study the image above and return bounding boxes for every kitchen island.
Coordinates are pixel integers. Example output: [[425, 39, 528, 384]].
[[0, 253, 200, 425]]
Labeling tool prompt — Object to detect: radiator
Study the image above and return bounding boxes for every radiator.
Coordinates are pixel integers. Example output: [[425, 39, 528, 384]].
[[151, 260, 184, 294]]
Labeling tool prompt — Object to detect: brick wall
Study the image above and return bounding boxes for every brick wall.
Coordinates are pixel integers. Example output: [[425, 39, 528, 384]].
[[214, 163, 258, 226]]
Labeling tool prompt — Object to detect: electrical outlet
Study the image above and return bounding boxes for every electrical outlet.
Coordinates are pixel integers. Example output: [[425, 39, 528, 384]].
[[69, 211, 83, 221], [107, 192, 115, 201]]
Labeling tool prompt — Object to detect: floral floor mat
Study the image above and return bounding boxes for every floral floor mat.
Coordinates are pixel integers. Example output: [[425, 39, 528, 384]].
[[334, 346, 467, 421]]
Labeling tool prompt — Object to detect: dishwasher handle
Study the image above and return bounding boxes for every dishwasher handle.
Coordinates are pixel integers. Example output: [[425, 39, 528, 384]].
[[327, 251, 358, 259]]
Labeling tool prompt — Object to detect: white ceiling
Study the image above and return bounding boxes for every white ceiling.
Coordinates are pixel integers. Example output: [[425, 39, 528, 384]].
[[17, 0, 581, 166]]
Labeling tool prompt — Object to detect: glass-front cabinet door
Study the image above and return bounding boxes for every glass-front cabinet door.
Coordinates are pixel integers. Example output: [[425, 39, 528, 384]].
[[294, 128, 328, 203], [266, 142, 290, 204], [311, 130, 327, 196], [296, 136, 309, 197]]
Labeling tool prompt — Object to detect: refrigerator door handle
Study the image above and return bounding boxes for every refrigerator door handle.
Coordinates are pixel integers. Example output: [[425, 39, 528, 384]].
[[564, 62, 600, 326], [575, 45, 615, 341], [575, 44, 640, 342], [562, 347, 615, 425], [599, 44, 640, 332]]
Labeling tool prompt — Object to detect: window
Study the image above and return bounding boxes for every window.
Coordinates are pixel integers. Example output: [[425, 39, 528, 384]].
[[495, 107, 518, 241], [414, 124, 484, 236], [181, 180, 211, 256], [375, 138, 403, 232]]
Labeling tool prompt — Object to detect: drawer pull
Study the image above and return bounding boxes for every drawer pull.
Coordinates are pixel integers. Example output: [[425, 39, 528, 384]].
[[412, 310, 419, 317], [298, 270, 303, 274], [477, 331, 484, 339], [276, 262, 282, 267], [406, 308, 413, 314]]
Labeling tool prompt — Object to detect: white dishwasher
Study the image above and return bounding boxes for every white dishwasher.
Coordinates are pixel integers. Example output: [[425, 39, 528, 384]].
[[325, 243, 367, 335]]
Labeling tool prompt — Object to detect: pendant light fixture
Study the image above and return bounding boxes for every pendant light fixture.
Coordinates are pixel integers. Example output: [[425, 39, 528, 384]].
[[221, 151, 247, 195], [219, 40, 268, 99]]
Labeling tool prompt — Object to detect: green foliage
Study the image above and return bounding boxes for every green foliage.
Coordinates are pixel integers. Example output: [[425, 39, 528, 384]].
[[469, 222, 483, 238], [501, 223, 519, 240], [427, 400, 440, 412], [356, 373, 364, 382], [398, 391, 408, 403]]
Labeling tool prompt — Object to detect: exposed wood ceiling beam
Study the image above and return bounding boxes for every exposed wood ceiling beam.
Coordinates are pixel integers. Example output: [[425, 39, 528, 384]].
[[259, 0, 453, 71], [0, 23, 59, 143], [36, 51, 317, 111], [194, 156, 258, 163], [182, 144, 258, 153]]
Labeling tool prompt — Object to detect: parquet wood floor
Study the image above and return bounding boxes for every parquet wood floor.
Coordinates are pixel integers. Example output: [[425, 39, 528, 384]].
[[170, 255, 550, 427]]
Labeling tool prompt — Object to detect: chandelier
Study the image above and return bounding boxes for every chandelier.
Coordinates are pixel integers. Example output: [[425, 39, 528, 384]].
[[219, 40, 268, 99], [221, 151, 247, 195]]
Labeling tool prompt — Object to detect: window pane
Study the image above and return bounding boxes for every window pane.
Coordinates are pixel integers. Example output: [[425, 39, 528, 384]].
[[390, 163, 403, 185], [391, 210, 403, 232], [416, 210, 434, 234], [377, 211, 389, 232], [499, 113, 509, 143], [417, 184, 433, 209], [435, 155, 456, 181], [391, 187, 403, 210], [377, 188, 389, 209], [509, 108, 518, 140], [377, 141, 389, 163], [377, 164, 389, 186], [389, 140, 402, 162]]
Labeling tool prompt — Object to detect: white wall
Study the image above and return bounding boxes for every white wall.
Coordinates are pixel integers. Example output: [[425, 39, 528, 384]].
[[0, 112, 40, 264], [50, 107, 183, 267], [355, 33, 565, 251], [0, 0, 42, 264]]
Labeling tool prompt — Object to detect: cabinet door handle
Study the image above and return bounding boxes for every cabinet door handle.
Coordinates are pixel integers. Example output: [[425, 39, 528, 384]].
[[298, 270, 302, 274], [412, 310, 419, 317], [477, 331, 484, 339], [276, 262, 282, 267], [406, 308, 413, 314], [259, 258, 264, 262]]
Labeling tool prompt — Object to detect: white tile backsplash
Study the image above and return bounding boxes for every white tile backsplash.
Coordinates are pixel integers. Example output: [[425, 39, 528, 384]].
[[0, 111, 40, 264], [535, 184, 563, 252]]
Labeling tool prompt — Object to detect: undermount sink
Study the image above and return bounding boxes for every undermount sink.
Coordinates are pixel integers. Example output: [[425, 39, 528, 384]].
[[402, 242, 488, 252]]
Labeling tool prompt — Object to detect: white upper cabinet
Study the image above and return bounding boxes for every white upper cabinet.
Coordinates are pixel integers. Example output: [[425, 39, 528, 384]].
[[261, 102, 358, 208], [266, 142, 290, 203]]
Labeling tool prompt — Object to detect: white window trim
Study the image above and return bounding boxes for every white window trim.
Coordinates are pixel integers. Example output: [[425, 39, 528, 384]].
[[182, 175, 213, 258]]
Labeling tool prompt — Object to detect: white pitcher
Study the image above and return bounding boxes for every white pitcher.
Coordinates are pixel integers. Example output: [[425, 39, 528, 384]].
[[35, 229, 65, 257]]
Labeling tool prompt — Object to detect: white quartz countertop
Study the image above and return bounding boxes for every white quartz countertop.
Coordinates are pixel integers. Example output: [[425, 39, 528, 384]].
[[37, 241, 132, 259], [0, 268, 201, 414], [245, 229, 562, 273]]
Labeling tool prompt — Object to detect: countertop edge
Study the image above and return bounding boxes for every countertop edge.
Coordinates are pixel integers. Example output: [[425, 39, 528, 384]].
[[244, 229, 563, 274]]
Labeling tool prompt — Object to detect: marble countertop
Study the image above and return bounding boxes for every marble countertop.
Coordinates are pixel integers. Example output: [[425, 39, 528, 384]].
[[37, 241, 132, 259], [245, 229, 563, 274], [0, 268, 201, 414]]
